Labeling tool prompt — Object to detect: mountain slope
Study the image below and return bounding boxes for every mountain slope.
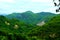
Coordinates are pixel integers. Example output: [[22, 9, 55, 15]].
[[6, 11, 56, 25], [27, 14, 60, 40]]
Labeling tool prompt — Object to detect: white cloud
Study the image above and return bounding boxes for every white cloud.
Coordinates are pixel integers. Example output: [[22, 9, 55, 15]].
[[0, 0, 15, 3], [0, 0, 56, 14], [31, 0, 53, 3], [43, 7, 56, 13]]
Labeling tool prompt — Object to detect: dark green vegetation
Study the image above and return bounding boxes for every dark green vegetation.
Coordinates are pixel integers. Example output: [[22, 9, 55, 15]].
[[28, 14, 60, 40], [0, 15, 34, 40], [0, 11, 60, 40]]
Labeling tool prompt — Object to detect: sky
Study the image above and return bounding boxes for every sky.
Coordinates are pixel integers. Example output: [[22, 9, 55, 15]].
[[0, 0, 58, 14]]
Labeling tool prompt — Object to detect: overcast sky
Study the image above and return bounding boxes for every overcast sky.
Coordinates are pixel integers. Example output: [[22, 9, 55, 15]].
[[0, 0, 58, 14]]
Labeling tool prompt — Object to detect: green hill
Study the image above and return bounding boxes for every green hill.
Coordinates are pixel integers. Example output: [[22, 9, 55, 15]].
[[28, 14, 60, 40], [6, 11, 56, 25], [0, 15, 33, 40], [0, 12, 60, 40]]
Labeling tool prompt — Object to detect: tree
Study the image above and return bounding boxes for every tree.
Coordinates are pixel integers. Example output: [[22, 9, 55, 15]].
[[53, 0, 60, 12]]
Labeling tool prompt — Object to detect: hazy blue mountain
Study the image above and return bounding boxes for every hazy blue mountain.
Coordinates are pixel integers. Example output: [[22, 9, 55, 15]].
[[6, 11, 56, 25]]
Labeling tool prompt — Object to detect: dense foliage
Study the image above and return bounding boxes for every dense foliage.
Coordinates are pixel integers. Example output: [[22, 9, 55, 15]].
[[28, 14, 60, 40], [0, 13, 60, 40], [0, 15, 37, 40]]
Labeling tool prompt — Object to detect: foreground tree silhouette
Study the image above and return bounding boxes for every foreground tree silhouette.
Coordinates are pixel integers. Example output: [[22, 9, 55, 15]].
[[53, 0, 60, 12]]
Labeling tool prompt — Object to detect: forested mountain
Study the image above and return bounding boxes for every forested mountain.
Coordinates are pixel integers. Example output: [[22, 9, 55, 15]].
[[0, 12, 60, 40], [6, 11, 56, 25], [0, 15, 37, 40], [28, 14, 60, 40]]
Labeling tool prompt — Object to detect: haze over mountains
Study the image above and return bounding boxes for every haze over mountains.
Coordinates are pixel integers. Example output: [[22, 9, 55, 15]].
[[5, 11, 56, 25]]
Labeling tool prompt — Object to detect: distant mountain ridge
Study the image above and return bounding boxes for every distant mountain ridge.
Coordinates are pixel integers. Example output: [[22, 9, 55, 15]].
[[5, 11, 56, 25]]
